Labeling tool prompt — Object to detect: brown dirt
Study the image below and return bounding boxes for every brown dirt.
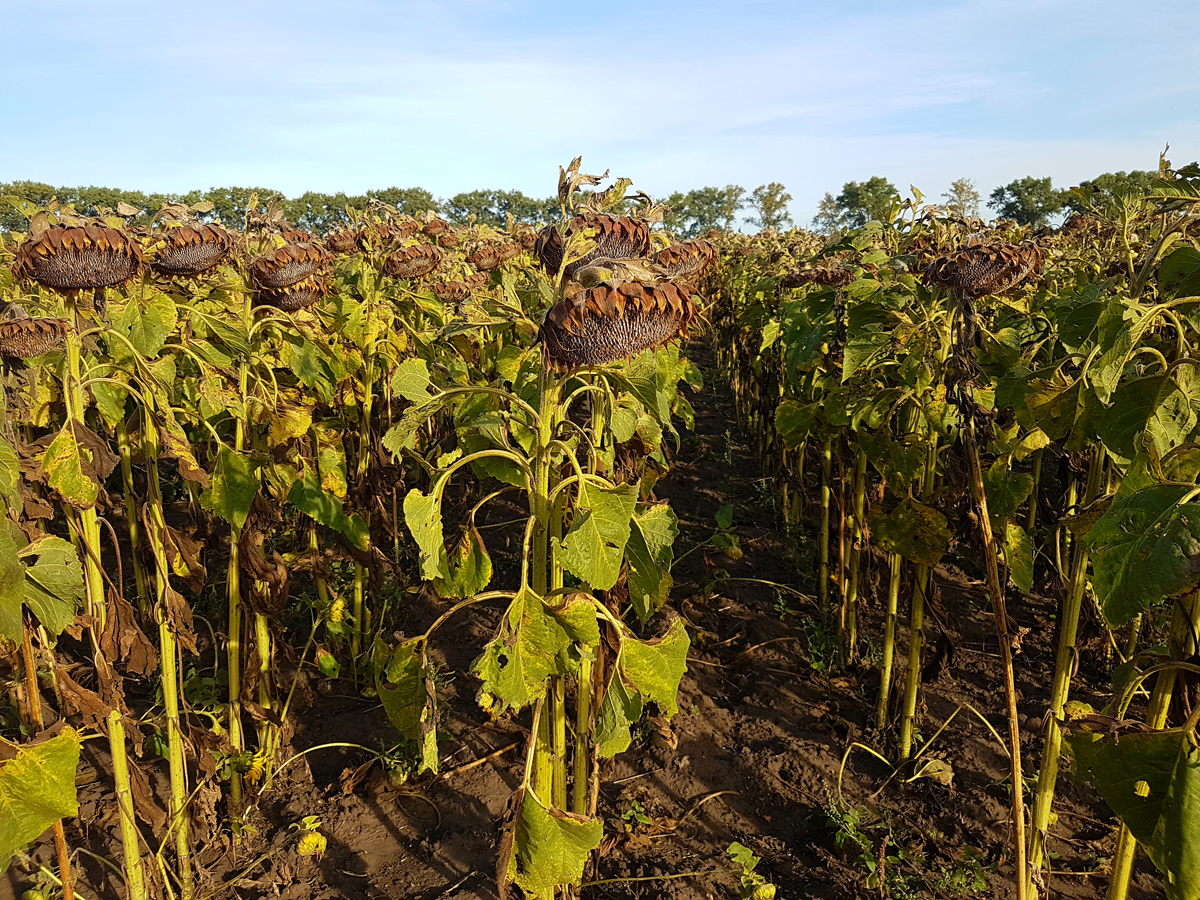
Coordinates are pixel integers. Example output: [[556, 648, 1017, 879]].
[[3, 342, 1162, 900]]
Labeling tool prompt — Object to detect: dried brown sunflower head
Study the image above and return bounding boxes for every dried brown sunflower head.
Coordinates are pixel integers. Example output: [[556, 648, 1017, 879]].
[[534, 214, 651, 279], [652, 239, 718, 279], [422, 218, 451, 238], [383, 244, 443, 279], [249, 242, 325, 289], [780, 266, 856, 290], [539, 280, 698, 371], [12, 224, 144, 290], [0, 305, 72, 359], [467, 246, 504, 271], [324, 229, 360, 254], [430, 280, 472, 303], [922, 241, 1045, 299], [150, 224, 233, 277], [280, 226, 313, 244], [253, 275, 326, 311]]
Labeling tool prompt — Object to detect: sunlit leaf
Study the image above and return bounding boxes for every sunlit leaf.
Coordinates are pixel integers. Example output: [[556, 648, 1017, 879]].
[[0, 728, 81, 873]]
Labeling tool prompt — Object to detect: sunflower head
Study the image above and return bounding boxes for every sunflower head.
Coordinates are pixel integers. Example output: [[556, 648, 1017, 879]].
[[13, 224, 144, 291]]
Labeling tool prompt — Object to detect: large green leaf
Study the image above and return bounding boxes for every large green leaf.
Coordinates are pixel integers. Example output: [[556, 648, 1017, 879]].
[[42, 424, 97, 508], [112, 291, 177, 359], [201, 446, 259, 531], [1160, 245, 1200, 301], [471, 589, 597, 714], [0, 523, 27, 644], [403, 488, 450, 581], [17, 536, 85, 641], [288, 471, 370, 551], [374, 639, 438, 774], [625, 504, 677, 625], [0, 728, 82, 873], [554, 482, 638, 592], [432, 526, 492, 599], [869, 498, 950, 567], [509, 791, 603, 900], [1068, 728, 1200, 900], [983, 459, 1034, 519], [1096, 375, 1197, 462], [0, 436, 19, 514], [595, 618, 690, 758], [391, 357, 435, 403], [774, 400, 817, 451], [1083, 484, 1200, 627]]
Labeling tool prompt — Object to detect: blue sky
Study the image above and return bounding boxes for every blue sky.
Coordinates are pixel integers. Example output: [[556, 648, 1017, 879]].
[[4, 0, 1199, 226]]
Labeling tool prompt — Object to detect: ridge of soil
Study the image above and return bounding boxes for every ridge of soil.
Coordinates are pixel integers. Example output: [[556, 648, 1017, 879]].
[[4, 342, 1159, 900]]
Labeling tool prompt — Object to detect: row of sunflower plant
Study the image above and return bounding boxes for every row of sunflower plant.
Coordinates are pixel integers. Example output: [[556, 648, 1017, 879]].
[[0, 158, 715, 900], [703, 156, 1200, 900]]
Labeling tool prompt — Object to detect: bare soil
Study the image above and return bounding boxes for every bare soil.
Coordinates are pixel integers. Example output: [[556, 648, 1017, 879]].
[[3, 343, 1161, 900]]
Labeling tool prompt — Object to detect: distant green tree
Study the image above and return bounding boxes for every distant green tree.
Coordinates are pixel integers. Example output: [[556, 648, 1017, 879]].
[[941, 177, 981, 218], [836, 177, 900, 228], [1066, 170, 1157, 214], [747, 182, 794, 232], [811, 191, 848, 236], [365, 186, 438, 218], [443, 189, 555, 228], [284, 191, 361, 234], [987, 176, 1066, 225], [662, 185, 744, 237]]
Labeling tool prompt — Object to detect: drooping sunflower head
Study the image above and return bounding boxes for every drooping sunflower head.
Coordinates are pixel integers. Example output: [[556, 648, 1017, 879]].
[[534, 213, 652, 280], [13, 224, 144, 291], [539, 281, 698, 371], [652, 238, 718, 279], [923, 241, 1045, 299], [149, 224, 233, 277], [253, 275, 326, 312], [249, 242, 325, 290], [0, 305, 72, 359], [383, 244, 443, 280]]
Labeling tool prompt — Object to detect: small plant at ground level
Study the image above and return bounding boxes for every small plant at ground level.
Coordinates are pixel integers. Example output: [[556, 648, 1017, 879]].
[[728, 841, 776, 900]]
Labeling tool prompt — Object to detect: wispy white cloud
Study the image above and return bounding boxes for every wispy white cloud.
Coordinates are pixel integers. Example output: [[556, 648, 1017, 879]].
[[3, 0, 1199, 225]]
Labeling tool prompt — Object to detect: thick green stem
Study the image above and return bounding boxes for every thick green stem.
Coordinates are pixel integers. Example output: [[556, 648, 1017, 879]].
[[899, 432, 938, 759], [145, 422, 193, 899], [63, 298, 150, 897], [841, 448, 867, 664], [965, 418, 1027, 900], [573, 659, 592, 815], [1027, 445, 1104, 890], [107, 710, 147, 900], [1026, 447, 1043, 534], [227, 357, 251, 806], [876, 552, 903, 731], [116, 419, 149, 612], [1106, 590, 1200, 900], [818, 436, 833, 612]]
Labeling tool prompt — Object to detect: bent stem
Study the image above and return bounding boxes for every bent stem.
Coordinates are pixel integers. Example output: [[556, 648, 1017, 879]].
[[965, 417, 1027, 900]]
